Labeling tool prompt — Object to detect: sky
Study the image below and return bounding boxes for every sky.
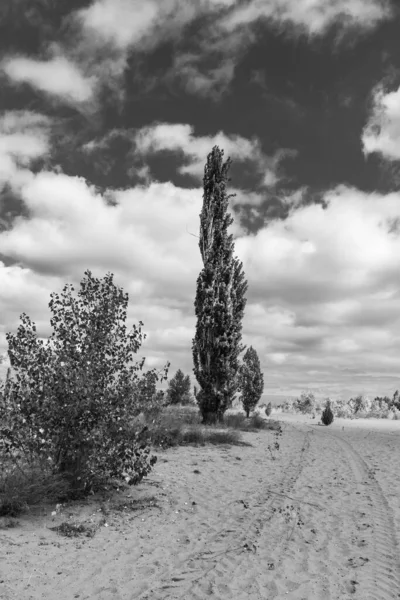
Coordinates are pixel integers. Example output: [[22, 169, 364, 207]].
[[1, 0, 400, 404]]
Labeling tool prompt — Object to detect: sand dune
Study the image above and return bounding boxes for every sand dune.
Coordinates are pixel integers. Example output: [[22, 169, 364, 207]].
[[1, 413, 400, 599]]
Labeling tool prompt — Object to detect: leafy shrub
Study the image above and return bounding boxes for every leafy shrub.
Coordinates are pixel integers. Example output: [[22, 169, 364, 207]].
[[248, 414, 268, 429], [223, 412, 278, 431], [223, 413, 247, 429], [0, 270, 170, 498], [321, 400, 334, 426], [145, 425, 184, 449], [391, 409, 400, 421], [296, 391, 316, 414]]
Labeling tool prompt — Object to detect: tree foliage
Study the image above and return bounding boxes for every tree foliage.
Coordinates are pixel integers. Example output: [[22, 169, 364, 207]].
[[0, 270, 170, 497], [166, 369, 192, 405], [265, 401, 272, 417], [348, 394, 372, 415], [321, 399, 334, 425], [296, 391, 316, 414], [192, 146, 248, 424], [237, 346, 264, 418]]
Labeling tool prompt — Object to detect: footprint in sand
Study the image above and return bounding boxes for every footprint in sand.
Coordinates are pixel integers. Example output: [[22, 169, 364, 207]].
[[345, 579, 358, 594], [348, 556, 370, 568]]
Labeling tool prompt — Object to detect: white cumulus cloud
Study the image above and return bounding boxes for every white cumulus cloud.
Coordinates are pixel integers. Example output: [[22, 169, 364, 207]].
[[133, 121, 293, 186], [0, 111, 51, 190], [1, 55, 95, 105], [362, 84, 400, 161]]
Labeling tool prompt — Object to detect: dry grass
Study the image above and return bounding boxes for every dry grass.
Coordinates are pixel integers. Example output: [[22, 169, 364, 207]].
[[0, 458, 73, 518], [223, 412, 279, 431], [143, 405, 281, 449]]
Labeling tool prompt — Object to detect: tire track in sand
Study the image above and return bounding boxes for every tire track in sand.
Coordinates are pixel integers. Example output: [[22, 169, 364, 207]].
[[295, 422, 400, 600], [323, 427, 400, 600], [138, 424, 312, 600]]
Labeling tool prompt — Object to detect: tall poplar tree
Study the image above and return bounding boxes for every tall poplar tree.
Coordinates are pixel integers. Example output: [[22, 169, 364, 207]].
[[192, 146, 248, 424]]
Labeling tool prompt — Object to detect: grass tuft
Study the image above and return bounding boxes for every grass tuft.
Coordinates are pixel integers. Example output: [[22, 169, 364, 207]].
[[0, 457, 73, 517], [224, 412, 280, 431]]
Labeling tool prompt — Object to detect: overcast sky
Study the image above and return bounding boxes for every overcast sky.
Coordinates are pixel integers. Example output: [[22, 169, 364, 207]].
[[1, 0, 400, 403]]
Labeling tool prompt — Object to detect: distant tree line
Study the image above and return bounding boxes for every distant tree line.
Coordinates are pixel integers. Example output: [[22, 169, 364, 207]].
[[276, 389, 400, 419]]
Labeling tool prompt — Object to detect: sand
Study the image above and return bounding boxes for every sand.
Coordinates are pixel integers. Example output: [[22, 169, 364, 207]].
[[1, 412, 400, 599]]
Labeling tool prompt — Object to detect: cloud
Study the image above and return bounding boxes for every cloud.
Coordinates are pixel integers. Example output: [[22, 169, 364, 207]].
[[133, 121, 293, 186], [219, 0, 393, 38], [238, 185, 400, 306], [0, 172, 206, 286], [174, 55, 237, 101], [77, 0, 163, 51], [234, 184, 400, 392], [362, 84, 400, 161], [1, 55, 95, 105], [0, 110, 51, 190]]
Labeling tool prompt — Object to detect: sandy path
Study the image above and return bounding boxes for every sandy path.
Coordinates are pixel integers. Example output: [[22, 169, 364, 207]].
[[1, 416, 400, 599], [275, 420, 400, 600]]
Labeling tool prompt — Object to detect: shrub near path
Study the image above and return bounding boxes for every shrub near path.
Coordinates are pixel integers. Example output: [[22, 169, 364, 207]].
[[0, 270, 170, 512]]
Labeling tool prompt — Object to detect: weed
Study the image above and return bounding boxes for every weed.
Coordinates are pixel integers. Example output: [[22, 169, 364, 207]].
[[223, 413, 247, 429], [0, 517, 19, 528], [0, 456, 74, 517], [267, 425, 283, 460], [223, 413, 279, 431], [49, 521, 98, 538], [202, 430, 241, 445]]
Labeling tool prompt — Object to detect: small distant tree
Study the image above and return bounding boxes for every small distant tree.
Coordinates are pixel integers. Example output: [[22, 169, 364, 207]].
[[348, 394, 371, 415], [237, 346, 264, 418], [374, 395, 391, 409], [321, 399, 334, 426], [393, 390, 400, 411], [166, 369, 192, 405], [296, 391, 316, 414], [265, 401, 272, 417], [0, 270, 170, 496]]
